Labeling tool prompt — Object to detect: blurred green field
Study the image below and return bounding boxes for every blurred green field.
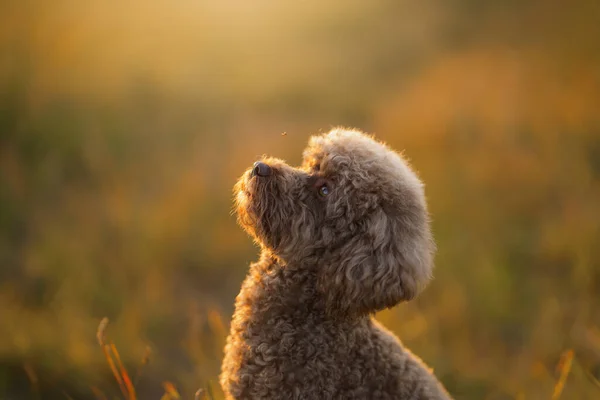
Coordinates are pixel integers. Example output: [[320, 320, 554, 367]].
[[1, 0, 600, 398]]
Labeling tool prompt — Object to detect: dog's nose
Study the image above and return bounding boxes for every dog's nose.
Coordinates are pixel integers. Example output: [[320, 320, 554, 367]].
[[252, 161, 272, 177]]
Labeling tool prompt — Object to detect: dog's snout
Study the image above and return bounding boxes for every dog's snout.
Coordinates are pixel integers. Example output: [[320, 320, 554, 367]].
[[252, 161, 272, 177]]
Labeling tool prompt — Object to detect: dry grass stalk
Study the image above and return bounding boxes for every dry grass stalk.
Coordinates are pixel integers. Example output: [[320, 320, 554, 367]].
[[161, 381, 181, 399], [96, 317, 136, 400], [97, 317, 109, 346], [552, 349, 574, 400], [110, 342, 136, 400]]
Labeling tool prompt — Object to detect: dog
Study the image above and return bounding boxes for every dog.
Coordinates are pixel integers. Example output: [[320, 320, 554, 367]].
[[221, 128, 451, 399]]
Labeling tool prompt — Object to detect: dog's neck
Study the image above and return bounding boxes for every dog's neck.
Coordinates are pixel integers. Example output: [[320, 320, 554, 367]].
[[235, 250, 368, 328], [250, 251, 319, 304], [237, 251, 331, 321]]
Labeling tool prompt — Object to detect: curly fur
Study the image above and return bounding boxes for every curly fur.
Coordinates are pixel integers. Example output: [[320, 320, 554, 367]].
[[221, 128, 451, 399]]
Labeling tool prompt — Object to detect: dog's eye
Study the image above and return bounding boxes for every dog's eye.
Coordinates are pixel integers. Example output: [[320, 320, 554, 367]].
[[318, 184, 330, 197]]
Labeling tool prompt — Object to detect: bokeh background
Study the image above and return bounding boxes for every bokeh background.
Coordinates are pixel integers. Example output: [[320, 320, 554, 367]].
[[1, 0, 600, 398]]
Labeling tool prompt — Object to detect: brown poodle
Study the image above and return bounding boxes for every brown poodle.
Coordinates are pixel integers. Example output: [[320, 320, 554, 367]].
[[221, 128, 451, 399]]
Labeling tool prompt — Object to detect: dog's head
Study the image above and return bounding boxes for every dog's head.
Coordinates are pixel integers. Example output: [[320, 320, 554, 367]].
[[235, 128, 435, 315]]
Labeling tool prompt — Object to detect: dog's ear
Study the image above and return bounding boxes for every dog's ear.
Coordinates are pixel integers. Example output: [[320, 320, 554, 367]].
[[318, 205, 434, 316]]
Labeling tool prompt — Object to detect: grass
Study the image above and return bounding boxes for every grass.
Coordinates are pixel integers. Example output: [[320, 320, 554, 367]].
[[95, 317, 215, 400], [1, 2, 599, 398], [91, 317, 596, 400]]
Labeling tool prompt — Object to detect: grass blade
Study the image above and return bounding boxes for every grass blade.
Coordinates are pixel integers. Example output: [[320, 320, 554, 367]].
[[109, 342, 136, 400], [102, 344, 129, 399], [161, 381, 181, 399], [97, 318, 129, 399], [552, 349, 574, 400]]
